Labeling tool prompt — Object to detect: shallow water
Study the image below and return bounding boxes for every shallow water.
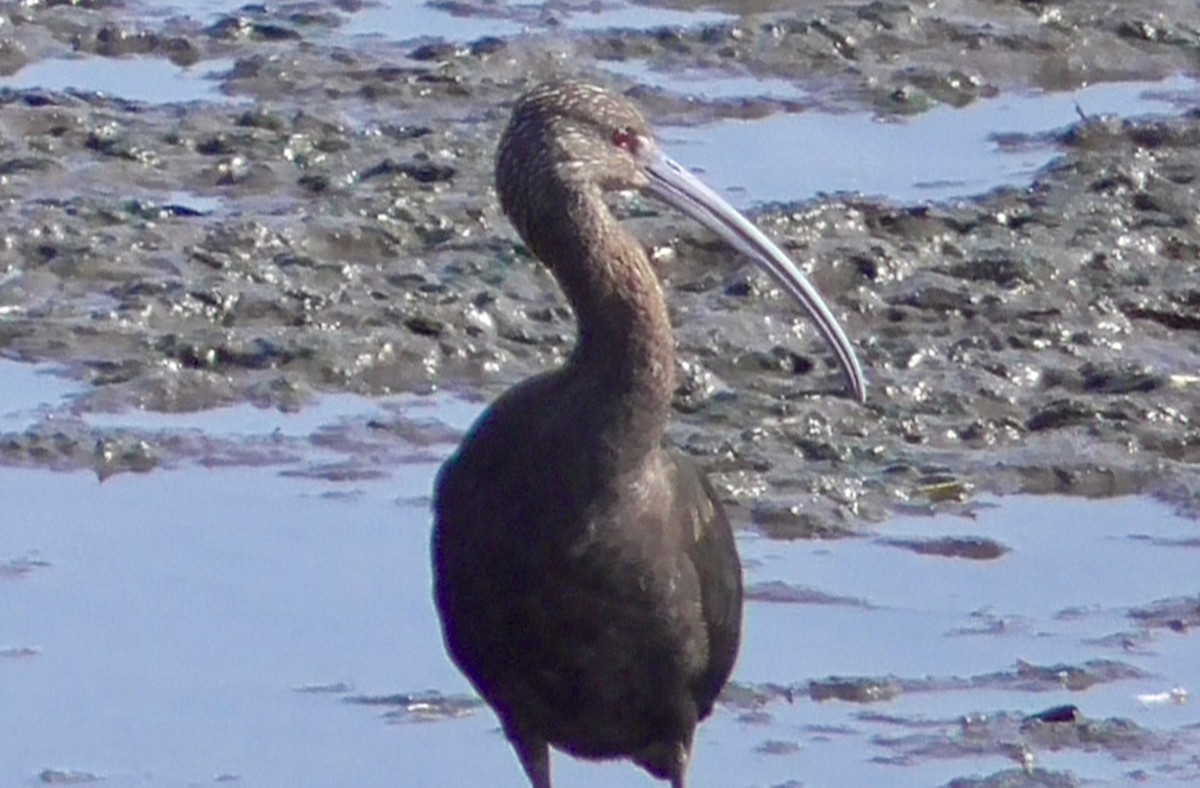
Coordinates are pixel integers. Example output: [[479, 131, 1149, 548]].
[[2, 382, 1197, 786], [653, 74, 1200, 205], [1, 1, 1198, 785], [5, 41, 1193, 209], [131, 0, 732, 41], [326, 0, 729, 41], [0, 56, 236, 105], [0, 360, 81, 432], [81, 390, 479, 439]]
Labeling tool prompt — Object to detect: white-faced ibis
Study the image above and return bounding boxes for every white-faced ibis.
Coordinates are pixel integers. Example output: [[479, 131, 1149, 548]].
[[433, 81, 866, 787]]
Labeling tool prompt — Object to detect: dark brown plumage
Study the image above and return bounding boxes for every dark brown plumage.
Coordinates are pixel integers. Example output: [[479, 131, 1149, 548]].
[[433, 81, 865, 787]]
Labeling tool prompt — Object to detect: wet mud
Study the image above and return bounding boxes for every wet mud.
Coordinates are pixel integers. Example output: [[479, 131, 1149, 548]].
[[0, 0, 1197, 525], [1, 1, 1198, 785]]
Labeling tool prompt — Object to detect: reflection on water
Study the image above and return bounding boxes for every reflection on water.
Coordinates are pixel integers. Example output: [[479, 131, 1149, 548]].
[[1, 384, 1197, 786]]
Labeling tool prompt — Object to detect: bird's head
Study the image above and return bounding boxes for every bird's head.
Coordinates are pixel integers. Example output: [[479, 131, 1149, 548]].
[[497, 81, 654, 205], [495, 80, 867, 403]]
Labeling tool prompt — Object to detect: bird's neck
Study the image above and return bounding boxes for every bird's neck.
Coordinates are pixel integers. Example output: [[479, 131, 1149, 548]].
[[525, 184, 676, 449]]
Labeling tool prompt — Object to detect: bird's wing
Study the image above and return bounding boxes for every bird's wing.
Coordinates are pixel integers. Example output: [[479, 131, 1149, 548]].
[[670, 451, 743, 719]]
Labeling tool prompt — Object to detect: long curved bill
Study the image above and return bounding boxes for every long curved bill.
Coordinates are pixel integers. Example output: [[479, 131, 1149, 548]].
[[644, 148, 867, 403]]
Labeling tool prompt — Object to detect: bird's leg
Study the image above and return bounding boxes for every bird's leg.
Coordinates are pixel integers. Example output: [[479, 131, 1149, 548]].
[[637, 739, 691, 788], [669, 744, 689, 788], [507, 725, 552, 788]]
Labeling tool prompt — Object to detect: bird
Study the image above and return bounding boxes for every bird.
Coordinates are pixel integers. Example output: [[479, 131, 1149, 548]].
[[432, 80, 866, 788]]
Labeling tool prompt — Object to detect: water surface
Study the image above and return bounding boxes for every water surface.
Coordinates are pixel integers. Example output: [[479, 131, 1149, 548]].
[[0, 56, 236, 105], [1, 2, 1197, 785], [655, 74, 1200, 205], [0, 360, 80, 432], [3, 387, 1197, 786]]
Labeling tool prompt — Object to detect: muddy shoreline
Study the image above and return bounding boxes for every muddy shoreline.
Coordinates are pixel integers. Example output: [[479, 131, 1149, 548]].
[[0, 0, 1197, 529]]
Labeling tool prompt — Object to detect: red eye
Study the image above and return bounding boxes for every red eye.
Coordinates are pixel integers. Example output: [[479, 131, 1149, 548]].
[[611, 127, 638, 153]]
